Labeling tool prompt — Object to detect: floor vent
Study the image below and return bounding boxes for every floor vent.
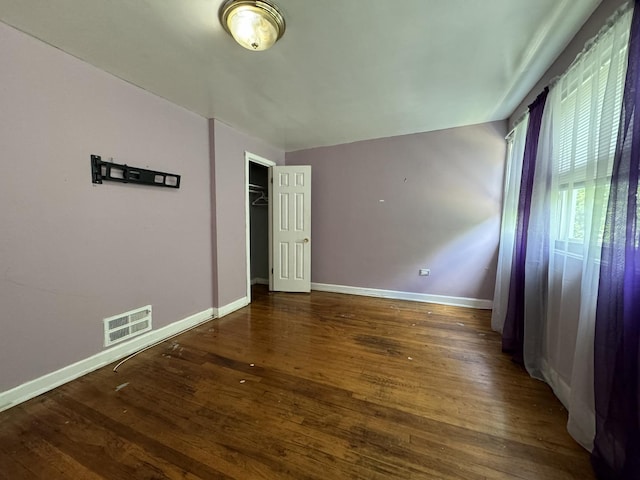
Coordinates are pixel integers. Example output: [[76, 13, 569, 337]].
[[103, 305, 152, 347]]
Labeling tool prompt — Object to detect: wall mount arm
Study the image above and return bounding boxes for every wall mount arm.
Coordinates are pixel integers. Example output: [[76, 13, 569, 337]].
[[91, 155, 181, 189]]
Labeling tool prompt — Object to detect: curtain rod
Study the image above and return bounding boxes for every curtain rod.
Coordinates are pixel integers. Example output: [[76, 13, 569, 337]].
[[505, 112, 528, 140]]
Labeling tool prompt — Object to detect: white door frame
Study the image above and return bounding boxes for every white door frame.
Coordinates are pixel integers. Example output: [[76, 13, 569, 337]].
[[245, 151, 276, 303]]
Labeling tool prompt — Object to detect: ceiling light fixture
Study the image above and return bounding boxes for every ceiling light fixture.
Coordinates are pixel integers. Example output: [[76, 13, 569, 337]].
[[220, 0, 286, 51]]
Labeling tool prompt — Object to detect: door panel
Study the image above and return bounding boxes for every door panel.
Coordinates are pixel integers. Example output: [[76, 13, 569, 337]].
[[271, 166, 311, 292]]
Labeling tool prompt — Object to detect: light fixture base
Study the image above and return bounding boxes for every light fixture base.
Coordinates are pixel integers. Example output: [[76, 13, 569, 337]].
[[220, 0, 286, 51]]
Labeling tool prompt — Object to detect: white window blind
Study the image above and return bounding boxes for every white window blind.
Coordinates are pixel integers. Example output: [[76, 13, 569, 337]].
[[553, 13, 630, 246]]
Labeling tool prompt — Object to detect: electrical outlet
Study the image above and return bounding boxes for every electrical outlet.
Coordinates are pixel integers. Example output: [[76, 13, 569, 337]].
[[419, 268, 430, 276]]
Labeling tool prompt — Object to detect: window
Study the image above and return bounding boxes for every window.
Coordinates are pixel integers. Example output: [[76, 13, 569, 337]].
[[553, 32, 628, 255]]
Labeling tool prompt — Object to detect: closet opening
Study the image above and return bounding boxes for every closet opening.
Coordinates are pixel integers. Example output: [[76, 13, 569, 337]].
[[245, 152, 276, 303]]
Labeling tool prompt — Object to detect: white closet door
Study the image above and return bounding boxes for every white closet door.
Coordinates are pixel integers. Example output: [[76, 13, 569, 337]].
[[271, 166, 311, 292]]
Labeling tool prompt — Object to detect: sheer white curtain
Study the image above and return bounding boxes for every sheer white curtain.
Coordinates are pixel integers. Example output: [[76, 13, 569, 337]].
[[491, 117, 528, 333], [523, 6, 631, 450], [565, 10, 631, 449]]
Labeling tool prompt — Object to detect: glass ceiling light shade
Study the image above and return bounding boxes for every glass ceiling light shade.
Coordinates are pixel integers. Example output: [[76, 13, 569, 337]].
[[220, 0, 286, 51]]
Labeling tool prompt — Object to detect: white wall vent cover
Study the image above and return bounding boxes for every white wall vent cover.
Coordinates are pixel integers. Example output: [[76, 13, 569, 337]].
[[103, 305, 152, 347]]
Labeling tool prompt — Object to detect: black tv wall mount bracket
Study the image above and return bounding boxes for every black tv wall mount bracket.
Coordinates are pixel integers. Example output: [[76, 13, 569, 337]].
[[91, 155, 181, 189]]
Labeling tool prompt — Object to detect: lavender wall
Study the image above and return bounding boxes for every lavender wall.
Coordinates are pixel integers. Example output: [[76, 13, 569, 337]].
[[0, 22, 212, 392], [210, 119, 284, 306], [286, 121, 507, 301], [510, 0, 627, 126]]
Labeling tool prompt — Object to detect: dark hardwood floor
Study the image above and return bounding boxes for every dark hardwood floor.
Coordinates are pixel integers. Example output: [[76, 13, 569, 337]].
[[0, 286, 594, 479]]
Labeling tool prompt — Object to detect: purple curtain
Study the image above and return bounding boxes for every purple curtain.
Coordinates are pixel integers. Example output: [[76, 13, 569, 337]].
[[592, 2, 640, 477], [502, 88, 548, 364]]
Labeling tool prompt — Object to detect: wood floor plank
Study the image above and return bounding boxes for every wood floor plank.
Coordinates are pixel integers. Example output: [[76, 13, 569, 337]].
[[0, 286, 594, 479]]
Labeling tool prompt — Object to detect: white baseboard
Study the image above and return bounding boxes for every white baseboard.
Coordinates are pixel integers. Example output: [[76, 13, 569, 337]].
[[251, 277, 269, 286], [0, 307, 214, 413], [214, 296, 249, 318], [311, 283, 493, 309]]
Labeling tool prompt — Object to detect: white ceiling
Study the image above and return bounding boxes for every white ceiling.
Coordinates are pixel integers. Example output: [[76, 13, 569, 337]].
[[0, 0, 601, 151]]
